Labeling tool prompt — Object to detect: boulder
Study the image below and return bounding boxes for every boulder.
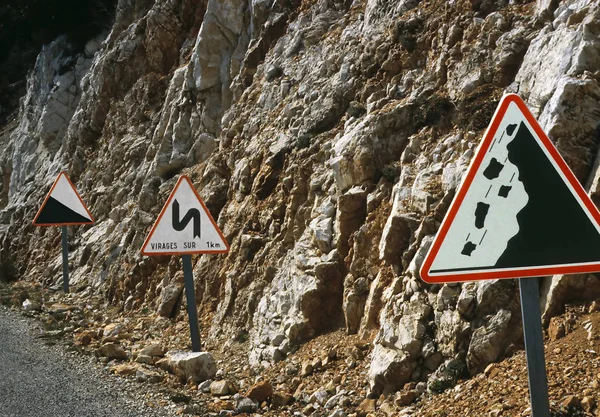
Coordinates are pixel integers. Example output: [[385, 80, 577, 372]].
[[379, 214, 419, 265], [236, 397, 258, 413], [368, 345, 416, 396], [103, 323, 124, 338], [135, 354, 156, 365], [136, 369, 164, 383], [110, 364, 138, 376], [540, 274, 600, 325], [246, 379, 273, 402], [139, 344, 165, 357], [309, 388, 330, 406], [22, 299, 42, 312], [210, 380, 233, 396], [198, 379, 212, 393], [163, 351, 217, 383], [395, 389, 419, 406], [96, 343, 128, 360], [407, 236, 434, 281], [547, 317, 565, 340], [466, 309, 512, 375], [157, 274, 184, 318], [272, 391, 293, 406], [357, 398, 377, 413], [74, 330, 96, 346]]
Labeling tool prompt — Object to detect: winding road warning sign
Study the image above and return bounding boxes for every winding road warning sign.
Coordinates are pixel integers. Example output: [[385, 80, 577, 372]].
[[33, 172, 94, 226], [420, 94, 600, 283], [141, 175, 229, 256]]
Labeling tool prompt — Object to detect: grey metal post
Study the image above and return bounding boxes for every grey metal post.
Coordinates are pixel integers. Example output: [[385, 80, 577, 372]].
[[181, 254, 201, 352], [519, 277, 550, 417], [61, 226, 69, 293]]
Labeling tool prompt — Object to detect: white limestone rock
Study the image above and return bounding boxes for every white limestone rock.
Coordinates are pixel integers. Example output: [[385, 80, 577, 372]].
[[165, 351, 217, 383], [466, 309, 512, 375]]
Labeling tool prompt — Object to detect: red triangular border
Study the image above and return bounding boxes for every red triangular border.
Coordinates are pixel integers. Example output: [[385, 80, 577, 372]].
[[141, 175, 230, 256], [32, 172, 95, 226], [420, 94, 600, 283]]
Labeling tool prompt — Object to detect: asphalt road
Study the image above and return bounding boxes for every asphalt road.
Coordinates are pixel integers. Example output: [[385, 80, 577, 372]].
[[0, 305, 172, 417]]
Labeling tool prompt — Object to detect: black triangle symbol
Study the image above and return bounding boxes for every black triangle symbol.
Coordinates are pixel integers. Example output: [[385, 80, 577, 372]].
[[35, 196, 92, 225], [494, 122, 600, 268]]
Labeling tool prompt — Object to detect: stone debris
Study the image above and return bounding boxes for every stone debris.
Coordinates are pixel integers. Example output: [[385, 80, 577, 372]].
[[22, 299, 42, 312], [139, 344, 165, 357], [135, 369, 164, 384], [197, 379, 212, 393], [135, 354, 156, 365], [561, 395, 580, 409], [309, 388, 330, 406], [161, 351, 217, 383], [235, 396, 258, 414], [74, 330, 96, 346], [272, 391, 293, 407], [96, 343, 128, 361], [395, 389, 419, 406], [583, 320, 597, 341], [581, 396, 595, 412], [111, 364, 138, 376], [246, 379, 273, 402], [548, 317, 566, 341], [210, 380, 233, 397]]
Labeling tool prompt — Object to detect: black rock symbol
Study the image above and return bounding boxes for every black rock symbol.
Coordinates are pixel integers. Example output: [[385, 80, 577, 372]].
[[483, 158, 504, 180], [461, 242, 477, 256], [475, 202, 490, 229], [498, 185, 512, 198], [506, 124, 517, 135]]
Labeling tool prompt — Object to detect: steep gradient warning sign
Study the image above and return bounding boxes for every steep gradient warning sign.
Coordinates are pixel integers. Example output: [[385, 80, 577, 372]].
[[141, 175, 229, 256], [33, 172, 94, 226], [420, 94, 600, 283]]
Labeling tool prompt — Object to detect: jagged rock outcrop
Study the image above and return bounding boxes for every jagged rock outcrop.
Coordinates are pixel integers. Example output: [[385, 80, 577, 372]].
[[1, 0, 600, 398]]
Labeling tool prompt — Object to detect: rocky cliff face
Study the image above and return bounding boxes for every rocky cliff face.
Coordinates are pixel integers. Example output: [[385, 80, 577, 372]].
[[1, 0, 600, 396]]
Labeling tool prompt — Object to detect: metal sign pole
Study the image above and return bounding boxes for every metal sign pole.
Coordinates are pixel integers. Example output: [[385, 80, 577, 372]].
[[519, 277, 550, 417], [181, 254, 201, 352], [61, 226, 69, 293]]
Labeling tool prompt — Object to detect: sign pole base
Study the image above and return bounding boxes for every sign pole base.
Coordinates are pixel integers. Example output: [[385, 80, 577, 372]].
[[61, 226, 69, 293], [181, 254, 201, 352], [519, 277, 550, 417]]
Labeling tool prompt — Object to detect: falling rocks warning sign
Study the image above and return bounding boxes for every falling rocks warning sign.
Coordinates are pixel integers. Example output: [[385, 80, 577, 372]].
[[420, 94, 600, 283]]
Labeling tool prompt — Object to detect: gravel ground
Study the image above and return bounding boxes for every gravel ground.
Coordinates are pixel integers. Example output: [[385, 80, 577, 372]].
[[0, 305, 175, 417]]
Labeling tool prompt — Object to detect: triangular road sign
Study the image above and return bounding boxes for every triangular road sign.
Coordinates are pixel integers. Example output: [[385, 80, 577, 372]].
[[33, 172, 94, 226], [141, 175, 229, 255], [420, 94, 600, 283]]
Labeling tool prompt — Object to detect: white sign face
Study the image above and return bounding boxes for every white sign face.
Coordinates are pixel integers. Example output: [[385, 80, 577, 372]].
[[420, 94, 600, 283], [141, 176, 229, 255], [33, 172, 94, 226], [429, 102, 530, 272]]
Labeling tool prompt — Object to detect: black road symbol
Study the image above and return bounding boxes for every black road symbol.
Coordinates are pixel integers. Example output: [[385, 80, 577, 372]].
[[172, 199, 201, 238]]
